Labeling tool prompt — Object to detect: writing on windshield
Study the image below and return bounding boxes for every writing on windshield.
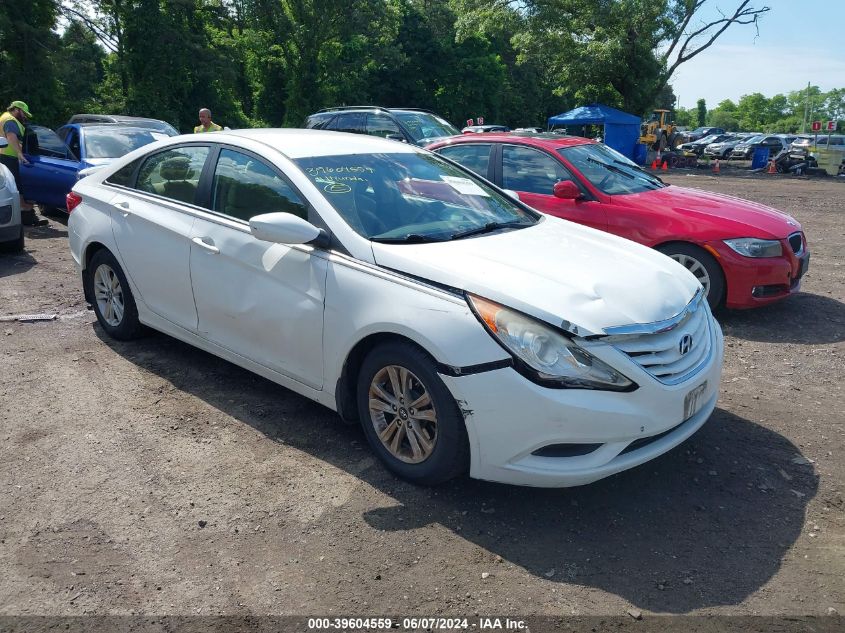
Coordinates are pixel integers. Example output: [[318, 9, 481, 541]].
[[295, 152, 537, 242]]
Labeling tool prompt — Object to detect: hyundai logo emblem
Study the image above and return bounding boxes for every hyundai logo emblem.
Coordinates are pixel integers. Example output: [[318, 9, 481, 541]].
[[679, 334, 694, 355]]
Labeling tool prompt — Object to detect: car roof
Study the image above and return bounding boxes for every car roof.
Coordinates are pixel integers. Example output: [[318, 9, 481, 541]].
[[313, 106, 442, 117], [219, 128, 422, 158], [430, 131, 595, 150], [60, 122, 161, 132]]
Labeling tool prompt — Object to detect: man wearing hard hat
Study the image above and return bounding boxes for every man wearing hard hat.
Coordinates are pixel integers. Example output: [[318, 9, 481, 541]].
[[0, 100, 47, 226]]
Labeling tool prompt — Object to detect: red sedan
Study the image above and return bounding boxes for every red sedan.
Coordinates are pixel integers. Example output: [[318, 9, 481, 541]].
[[429, 133, 809, 310]]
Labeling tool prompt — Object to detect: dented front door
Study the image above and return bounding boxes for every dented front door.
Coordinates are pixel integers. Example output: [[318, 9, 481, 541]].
[[188, 214, 328, 390]]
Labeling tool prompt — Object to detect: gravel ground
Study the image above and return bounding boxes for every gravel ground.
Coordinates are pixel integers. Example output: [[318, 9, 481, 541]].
[[0, 171, 843, 626]]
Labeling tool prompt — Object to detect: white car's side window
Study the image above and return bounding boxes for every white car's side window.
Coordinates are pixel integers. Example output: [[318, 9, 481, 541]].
[[136, 146, 210, 205], [210, 149, 307, 222]]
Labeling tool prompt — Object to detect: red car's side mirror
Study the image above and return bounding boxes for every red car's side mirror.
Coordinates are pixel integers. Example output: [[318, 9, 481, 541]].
[[553, 180, 581, 200]]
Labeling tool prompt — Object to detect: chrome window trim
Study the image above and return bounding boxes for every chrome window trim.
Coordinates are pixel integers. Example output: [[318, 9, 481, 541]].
[[602, 288, 705, 337]]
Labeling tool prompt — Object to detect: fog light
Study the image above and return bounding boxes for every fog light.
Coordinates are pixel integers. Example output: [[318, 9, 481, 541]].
[[752, 285, 786, 298]]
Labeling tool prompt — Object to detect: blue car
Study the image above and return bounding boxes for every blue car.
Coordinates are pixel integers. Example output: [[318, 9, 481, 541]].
[[20, 123, 172, 210]]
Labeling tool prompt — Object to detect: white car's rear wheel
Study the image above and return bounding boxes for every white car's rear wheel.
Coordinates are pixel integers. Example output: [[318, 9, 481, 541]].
[[357, 342, 468, 484], [87, 249, 143, 340]]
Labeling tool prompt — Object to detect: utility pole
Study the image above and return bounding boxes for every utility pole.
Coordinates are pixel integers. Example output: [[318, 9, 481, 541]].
[[802, 82, 811, 133]]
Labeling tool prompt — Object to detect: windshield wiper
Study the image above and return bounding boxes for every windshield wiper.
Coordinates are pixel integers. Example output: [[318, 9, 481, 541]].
[[449, 221, 530, 241], [611, 159, 665, 186], [370, 233, 448, 244], [587, 157, 636, 180]]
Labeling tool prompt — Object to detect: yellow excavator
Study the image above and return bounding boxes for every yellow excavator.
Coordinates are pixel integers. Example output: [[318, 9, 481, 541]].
[[640, 109, 683, 151]]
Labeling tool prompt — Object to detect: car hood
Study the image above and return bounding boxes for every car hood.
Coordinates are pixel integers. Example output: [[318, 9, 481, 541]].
[[618, 185, 801, 238], [370, 218, 699, 336], [419, 135, 459, 147]]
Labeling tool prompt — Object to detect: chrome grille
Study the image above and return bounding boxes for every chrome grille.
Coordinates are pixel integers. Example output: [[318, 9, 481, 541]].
[[788, 232, 803, 255], [612, 300, 713, 385]]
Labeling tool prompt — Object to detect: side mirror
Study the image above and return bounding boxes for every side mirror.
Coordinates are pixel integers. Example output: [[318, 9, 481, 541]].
[[250, 213, 324, 246], [385, 134, 407, 143], [502, 189, 520, 201], [553, 180, 581, 200]]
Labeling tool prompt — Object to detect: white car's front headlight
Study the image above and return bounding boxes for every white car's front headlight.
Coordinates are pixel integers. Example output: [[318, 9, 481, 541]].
[[468, 294, 635, 391], [723, 238, 783, 258]]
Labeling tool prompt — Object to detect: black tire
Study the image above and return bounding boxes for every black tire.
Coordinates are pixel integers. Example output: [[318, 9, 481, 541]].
[[656, 243, 726, 310], [356, 342, 469, 485], [653, 133, 667, 152], [0, 225, 24, 253], [86, 249, 143, 340]]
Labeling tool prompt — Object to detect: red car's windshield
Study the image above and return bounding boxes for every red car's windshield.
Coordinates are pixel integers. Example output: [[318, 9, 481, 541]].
[[559, 144, 666, 195]]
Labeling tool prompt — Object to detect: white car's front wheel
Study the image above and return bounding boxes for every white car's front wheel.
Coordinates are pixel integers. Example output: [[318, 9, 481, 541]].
[[357, 342, 469, 485]]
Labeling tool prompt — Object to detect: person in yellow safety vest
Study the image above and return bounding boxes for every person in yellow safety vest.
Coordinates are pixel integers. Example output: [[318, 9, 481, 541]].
[[194, 108, 222, 133], [1, 100, 47, 226]]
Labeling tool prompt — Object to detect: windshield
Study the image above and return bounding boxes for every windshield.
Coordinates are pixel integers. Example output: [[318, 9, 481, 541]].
[[83, 129, 161, 159], [393, 112, 460, 143], [294, 152, 538, 241], [128, 120, 179, 136], [697, 134, 718, 144], [559, 143, 666, 195], [743, 135, 764, 145]]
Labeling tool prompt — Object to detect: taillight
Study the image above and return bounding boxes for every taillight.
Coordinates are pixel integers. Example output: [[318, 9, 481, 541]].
[[66, 192, 83, 214]]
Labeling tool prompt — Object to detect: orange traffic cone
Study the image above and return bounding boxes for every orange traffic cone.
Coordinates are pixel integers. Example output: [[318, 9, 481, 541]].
[[713, 159, 720, 174], [662, 159, 669, 171], [767, 159, 777, 174], [650, 158, 658, 169]]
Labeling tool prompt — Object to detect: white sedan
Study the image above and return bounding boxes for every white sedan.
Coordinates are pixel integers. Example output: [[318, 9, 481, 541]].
[[67, 129, 723, 487], [0, 138, 24, 252]]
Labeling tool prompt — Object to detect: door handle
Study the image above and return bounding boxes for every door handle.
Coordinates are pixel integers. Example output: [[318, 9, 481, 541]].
[[114, 200, 131, 217], [192, 237, 220, 254]]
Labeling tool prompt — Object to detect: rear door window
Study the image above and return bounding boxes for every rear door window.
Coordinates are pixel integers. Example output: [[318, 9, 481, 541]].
[[135, 146, 210, 205], [327, 113, 365, 134]]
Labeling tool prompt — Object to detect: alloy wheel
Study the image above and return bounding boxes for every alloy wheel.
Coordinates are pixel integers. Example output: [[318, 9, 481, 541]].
[[368, 365, 438, 464], [93, 263, 125, 327], [669, 253, 711, 297]]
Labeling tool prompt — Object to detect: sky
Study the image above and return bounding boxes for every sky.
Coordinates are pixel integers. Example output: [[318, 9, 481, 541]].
[[669, 0, 845, 110]]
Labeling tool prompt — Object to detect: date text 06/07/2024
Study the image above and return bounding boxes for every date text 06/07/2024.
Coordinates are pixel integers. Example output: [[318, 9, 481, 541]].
[[306, 616, 527, 631]]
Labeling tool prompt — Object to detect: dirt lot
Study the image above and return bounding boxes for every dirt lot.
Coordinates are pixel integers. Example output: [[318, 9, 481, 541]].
[[0, 172, 843, 626]]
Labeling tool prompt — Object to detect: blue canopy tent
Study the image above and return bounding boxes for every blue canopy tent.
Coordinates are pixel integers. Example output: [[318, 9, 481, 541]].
[[547, 104, 642, 162]]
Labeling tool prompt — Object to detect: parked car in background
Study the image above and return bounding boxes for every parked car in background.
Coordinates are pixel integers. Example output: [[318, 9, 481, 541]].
[[430, 133, 810, 310], [462, 125, 511, 134], [683, 126, 726, 142], [67, 114, 179, 137], [68, 128, 723, 488], [793, 134, 845, 154], [514, 127, 545, 133], [0, 140, 24, 252], [20, 124, 167, 210], [679, 133, 733, 156], [731, 134, 797, 160], [703, 135, 747, 159], [303, 106, 460, 147]]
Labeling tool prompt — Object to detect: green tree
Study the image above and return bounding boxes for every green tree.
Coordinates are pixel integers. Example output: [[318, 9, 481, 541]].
[[697, 98, 706, 126], [0, 0, 64, 126]]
